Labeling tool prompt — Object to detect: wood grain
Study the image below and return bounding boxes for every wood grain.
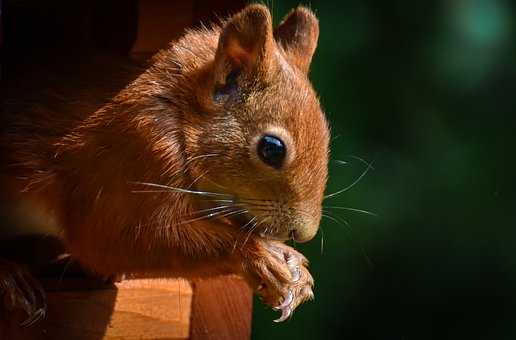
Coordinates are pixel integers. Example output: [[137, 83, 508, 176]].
[[1, 276, 253, 340], [190, 276, 253, 340], [1, 279, 192, 340]]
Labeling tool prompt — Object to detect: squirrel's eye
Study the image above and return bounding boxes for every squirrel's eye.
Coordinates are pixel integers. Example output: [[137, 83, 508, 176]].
[[257, 135, 286, 169]]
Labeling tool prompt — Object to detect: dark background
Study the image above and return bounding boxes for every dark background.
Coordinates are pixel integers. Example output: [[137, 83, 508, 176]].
[[252, 1, 516, 339]]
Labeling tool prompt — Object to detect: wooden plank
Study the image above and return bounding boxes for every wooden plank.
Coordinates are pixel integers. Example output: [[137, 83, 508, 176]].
[[1, 279, 193, 340], [190, 276, 253, 340], [105, 279, 193, 339], [1, 276, 253, 340]]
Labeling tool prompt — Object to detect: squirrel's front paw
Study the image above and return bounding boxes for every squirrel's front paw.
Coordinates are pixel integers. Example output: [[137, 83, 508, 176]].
[[0, 259, 46, 327], [243, 240, 314, 322]]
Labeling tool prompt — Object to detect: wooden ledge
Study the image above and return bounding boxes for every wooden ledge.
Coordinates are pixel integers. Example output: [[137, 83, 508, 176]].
[[1, 276, 252, 340]]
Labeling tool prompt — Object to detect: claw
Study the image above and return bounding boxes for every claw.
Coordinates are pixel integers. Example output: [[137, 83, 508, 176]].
[[20, 307, 46, 327], [291, 266, 300, 282], [286, 254, 300, 282], [15, 271, 37, 307], [273, 290, 293, 311], [286, 254, 297, 267], [273, 307, 292, 323]]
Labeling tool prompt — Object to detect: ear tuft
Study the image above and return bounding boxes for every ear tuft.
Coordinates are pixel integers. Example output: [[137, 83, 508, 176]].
[[274, 6, 319, 73]]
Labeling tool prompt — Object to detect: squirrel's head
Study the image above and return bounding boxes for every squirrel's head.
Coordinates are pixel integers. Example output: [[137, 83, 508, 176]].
[[172, 5, 329, 243]]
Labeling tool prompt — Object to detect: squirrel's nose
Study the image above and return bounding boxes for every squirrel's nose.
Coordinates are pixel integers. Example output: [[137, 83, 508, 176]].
[[290, 224, 318, 243]]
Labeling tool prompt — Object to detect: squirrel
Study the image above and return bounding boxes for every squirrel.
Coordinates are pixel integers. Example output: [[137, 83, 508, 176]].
[[0, 4, 329, 324]]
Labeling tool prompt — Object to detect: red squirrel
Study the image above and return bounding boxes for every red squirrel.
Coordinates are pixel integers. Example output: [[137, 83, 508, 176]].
[[0, 4, 329, 324]]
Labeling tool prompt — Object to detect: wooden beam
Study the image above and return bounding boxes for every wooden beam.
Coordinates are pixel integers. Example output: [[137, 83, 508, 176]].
[[190, 276, 253, 340], [1, 276, 252, 340]]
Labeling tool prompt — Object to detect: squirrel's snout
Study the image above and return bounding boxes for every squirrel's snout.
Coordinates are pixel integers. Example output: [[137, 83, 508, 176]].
[[289, 204, 321, 243], [290, 223, 318, 243]]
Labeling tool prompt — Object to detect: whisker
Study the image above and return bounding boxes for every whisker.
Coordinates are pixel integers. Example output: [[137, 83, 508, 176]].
[[332, 155, 375, 170], [130, 181, 234, 198], [208, 198, 271, 208], [240, 216, 268, 250], [184, 153, 219, 166], [217, 209, 250, 220], [263, 226, 270, 236], [322, 213, 351, 231], [172, 207, 241, 226], [190, 204, 243, 216], [177, 208, 249, 228], [188, 170, 210, 189], [240, 215, 257, 231], [237, 197, 275, 204], [324, 161, 374, 199], [206, 199, 235, 203], [347, 155, 375, 169], [323, 206, 377, 217], [320, 225, 325, 255], [151, 207, 247, 231], [332, 159, 348, 165], [131, 202, 249, 230], [231, 215, 259, 253], [322, 213, 374, 268], [240, 219, 260, 251], [132, 182, 281, 207]]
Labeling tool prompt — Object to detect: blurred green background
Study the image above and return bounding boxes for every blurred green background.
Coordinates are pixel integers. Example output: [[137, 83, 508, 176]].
[[252, 1, 516, 339]]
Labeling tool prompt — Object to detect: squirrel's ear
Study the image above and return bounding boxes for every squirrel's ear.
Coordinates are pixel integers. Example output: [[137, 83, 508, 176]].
[[213, 5, 274, 85], [274, 7, 319, 73]]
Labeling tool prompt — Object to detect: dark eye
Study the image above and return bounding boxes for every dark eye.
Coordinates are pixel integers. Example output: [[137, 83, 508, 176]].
[[257, 135, 286, 169]]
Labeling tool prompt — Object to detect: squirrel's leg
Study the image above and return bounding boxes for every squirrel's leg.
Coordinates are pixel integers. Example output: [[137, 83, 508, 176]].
[[0, 259, 46, 327]]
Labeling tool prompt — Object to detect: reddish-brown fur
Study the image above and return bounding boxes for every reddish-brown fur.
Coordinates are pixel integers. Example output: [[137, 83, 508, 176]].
[[1, 5, 329, 318]]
